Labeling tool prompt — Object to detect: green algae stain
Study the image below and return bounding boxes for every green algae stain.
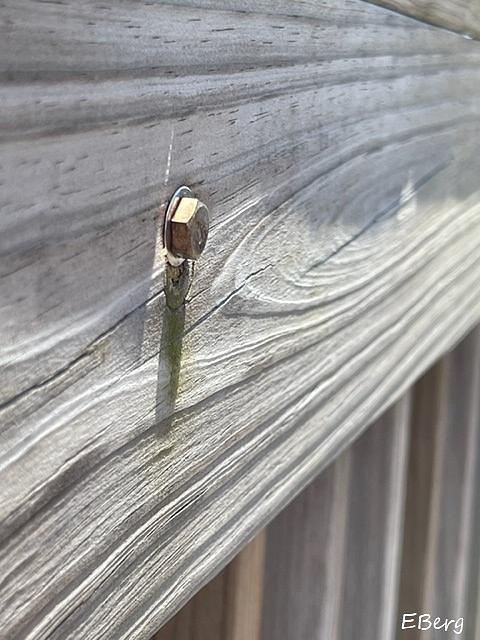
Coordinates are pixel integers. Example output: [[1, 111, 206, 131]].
[[162, 261, 192, 407], [163, 304, 186, 404]]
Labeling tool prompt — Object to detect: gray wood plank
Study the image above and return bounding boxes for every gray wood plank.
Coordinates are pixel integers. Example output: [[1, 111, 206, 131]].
[[365, 0, 480, 39], [261, 395, 411, 640], [397, 327, 480, 638], [2, 2, 480, 639]]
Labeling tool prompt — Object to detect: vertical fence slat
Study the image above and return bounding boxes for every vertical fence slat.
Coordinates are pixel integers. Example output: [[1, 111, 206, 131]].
[[396, 360, 446, 623], [153, 570, 226, 640], [261, 394, 411, 640], [223, 531, 267, 640], [398, 328, 480, 637]]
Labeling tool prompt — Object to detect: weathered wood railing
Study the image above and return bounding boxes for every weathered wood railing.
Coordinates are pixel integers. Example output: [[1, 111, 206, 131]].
[[1, 0, 480, 638]]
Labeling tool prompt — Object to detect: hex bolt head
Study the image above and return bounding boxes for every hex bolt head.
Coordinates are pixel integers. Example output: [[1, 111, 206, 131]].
[[169, 196, 209, 261]]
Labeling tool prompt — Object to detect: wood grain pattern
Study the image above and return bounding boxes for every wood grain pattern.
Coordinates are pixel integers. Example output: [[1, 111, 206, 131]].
[[366, 0, 480, 39], [261, 395, 411, 640], [397, 327, 480, 638], [154, 532, 266, 640], [2, 1, 480, 639]]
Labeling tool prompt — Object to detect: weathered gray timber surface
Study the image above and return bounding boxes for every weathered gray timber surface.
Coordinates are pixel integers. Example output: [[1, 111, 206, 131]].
[[366, 0, 480, 38], [262, 396, 410, 640], [2, 1, 480, 639]]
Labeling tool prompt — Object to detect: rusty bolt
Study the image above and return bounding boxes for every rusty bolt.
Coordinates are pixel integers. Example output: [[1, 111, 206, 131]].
[[169, 196, 209, 261]]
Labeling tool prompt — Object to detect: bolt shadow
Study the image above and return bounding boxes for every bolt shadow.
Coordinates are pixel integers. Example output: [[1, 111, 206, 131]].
[[155, 260, 193, 432]]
